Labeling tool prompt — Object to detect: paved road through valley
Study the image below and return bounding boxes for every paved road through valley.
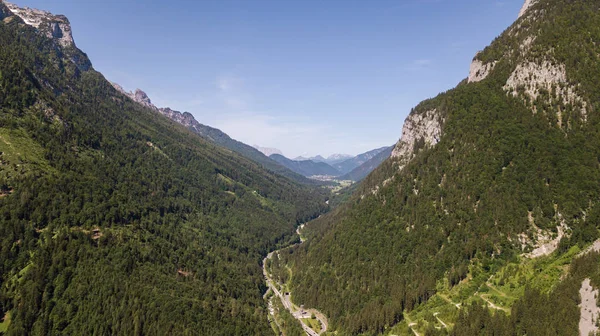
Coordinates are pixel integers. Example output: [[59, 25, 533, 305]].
[[263, 225, 328, 335]]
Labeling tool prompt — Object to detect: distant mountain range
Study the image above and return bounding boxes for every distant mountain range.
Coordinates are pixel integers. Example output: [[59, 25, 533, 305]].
[[270, 147, 393, 180], [270, 154, 341, 177], [338, 146, 394, 181], [294, 154, 353, 165], [333, 146, 391, 175], [109, 83, 393, 183]]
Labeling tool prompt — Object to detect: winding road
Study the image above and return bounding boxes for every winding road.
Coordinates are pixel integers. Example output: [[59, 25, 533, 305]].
[[263, 225, 328, 335]]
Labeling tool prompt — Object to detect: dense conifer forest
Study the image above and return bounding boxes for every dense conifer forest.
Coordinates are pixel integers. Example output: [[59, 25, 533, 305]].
[[285, 0, 600, 334], [0, 7, 328, 335], [4, 0, 600, 335]]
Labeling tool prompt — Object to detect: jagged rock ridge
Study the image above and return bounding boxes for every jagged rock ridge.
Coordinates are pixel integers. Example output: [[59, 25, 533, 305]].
[[109, 84, 219, 139], [109, 83, 313, 183], [2, 1, 91, 73], [4, 1, 74, 47]]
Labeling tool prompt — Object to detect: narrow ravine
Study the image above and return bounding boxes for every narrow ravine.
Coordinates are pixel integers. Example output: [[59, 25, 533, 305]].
[[263, 225, 329, 335]]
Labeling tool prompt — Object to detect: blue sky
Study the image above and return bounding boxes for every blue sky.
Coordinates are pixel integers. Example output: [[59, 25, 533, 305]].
[[16, 0, 523, 158]]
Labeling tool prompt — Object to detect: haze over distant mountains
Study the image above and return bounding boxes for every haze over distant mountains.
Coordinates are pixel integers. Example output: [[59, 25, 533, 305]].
[[268, 146, 393, 180], [294, 154, 353, 165], [338, 146, 394, 181], [270, 154, 342, 177], [253, 145, 283, 157], [108, 84, 394, 182]]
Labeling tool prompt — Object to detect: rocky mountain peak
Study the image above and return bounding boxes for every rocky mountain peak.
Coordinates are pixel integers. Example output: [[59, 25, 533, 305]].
[[158, 107, 197, 128], [133, 89, 154, 108], [110, 81, 208, 132], [4, 1, 74, 47], [467, 0, 539, 84], [110, 83, 157, 110], [0, 2, 12, 19], [389, 0, 543, 184]]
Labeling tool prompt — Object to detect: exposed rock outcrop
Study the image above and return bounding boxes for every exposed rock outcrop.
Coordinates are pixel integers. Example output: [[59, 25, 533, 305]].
[[518, 0, 538, 19], [133, 89, 156, 110], [5, 1, 74, 47], [3, 1, 91, 72], [110, 82, 216, 139], [0, 2, 12, 20], [579, 278, 600, 336], [504, 60, 588, 122], [391, 108, 442, 170], [468, 53, 496, 83], [158, 108, 198, 129], [520, 220, 569, 258], [111, 84, 157, 110]]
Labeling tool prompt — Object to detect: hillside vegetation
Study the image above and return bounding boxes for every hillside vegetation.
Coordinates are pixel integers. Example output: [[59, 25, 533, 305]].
[[286, 0, 600, 334], [0, 7, 327, 335]]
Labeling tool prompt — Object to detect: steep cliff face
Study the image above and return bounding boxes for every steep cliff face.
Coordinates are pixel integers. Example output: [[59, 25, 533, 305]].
[[504, 60, 588, 126], [467, 53, 496, 83], [2, 1, 90, 72], [4, 1, 74, 47], [466, 0, 538, 83], [390, 108, 442, 169]]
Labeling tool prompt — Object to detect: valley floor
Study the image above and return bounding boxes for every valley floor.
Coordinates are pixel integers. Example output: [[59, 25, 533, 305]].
[[264, 226, 329, 336]]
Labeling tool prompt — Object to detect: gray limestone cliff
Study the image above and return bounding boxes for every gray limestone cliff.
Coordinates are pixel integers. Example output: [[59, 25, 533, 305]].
[[2, 1, 91, 72], [4, 1, 74, 47]]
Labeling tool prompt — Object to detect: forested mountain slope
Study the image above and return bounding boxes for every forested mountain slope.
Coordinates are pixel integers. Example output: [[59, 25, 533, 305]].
[[333, 146, 391, 176], [0, 2, 327, 335], [338, 146, 394, 182], [110, 86, 315, 185], [285, 0, 600, 334]]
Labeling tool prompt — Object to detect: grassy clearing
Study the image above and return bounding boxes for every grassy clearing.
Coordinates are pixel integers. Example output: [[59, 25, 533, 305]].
[[330, 179, 353, 194], [301, 316, 322, 333], [385, 245, 583, 335], [0, 311, 11, 333], [0, 127, 51, 170]]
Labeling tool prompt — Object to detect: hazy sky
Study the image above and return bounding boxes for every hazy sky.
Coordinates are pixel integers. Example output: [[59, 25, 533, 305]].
[[15, 0, 523, 157]]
